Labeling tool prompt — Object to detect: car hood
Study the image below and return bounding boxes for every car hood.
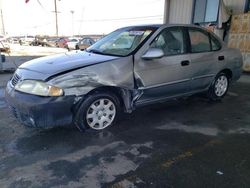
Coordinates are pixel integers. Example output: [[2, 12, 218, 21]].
[[18, 51, 120, 76]]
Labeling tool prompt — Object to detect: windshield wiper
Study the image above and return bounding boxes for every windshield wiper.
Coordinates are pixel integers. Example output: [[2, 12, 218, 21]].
[[86, 49, 106, 55], [86, 49, 123, 57]]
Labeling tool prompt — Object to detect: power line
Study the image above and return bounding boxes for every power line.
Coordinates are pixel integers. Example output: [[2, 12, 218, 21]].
[[35, 0, 59, 36], [36, 0, 48, 12]]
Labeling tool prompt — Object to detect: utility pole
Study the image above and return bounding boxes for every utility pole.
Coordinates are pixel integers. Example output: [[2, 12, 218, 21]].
[[78, 8, 85, 35], [70, 10, 74, 36], [0, 9, 5, 35], [54, 0, 59, 36]]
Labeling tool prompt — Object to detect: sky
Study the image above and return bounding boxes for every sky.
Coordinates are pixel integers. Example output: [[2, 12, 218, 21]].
[[0, 0, 164, 36]]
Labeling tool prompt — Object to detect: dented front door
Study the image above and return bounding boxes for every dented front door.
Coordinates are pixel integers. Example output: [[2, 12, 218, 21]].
[[133, 27, 192, 105]]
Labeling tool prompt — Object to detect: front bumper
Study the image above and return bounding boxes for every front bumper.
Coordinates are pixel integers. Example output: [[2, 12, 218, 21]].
[[5, 82, 76, 128]]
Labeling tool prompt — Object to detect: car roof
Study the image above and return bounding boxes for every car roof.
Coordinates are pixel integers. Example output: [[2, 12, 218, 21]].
[[119, 24, 224, 47], [122, 23, 208, 29]]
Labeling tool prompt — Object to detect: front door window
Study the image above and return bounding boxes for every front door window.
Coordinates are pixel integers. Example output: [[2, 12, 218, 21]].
[[151, 28, 185, 56]]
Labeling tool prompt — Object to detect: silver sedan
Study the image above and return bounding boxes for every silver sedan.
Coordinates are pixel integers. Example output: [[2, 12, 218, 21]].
[[5, 24, 243, 131]]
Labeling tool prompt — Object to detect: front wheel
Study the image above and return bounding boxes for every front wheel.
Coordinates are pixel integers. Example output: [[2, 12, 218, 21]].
[[74, 92, 120, 131], [207, 73, 229, 101]]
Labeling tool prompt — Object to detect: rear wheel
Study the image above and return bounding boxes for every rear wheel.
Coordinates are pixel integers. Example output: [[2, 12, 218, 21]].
[[207, 73, 229, 100], [74, 92, 120, 131]]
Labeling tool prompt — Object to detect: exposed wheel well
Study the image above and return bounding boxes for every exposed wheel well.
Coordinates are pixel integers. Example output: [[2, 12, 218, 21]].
[[219, 69, 232, 80]]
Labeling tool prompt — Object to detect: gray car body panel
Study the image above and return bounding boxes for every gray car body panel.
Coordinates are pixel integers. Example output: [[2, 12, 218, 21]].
[[133, 25, 242, 105], [47, 55, 135, 96], [18, 51, 120, 78], [10, 24, 243, 112]]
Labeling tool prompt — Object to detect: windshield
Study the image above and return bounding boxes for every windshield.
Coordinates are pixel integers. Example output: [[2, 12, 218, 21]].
[[69, 39, 78, 42], [86, 27, 156, 56]]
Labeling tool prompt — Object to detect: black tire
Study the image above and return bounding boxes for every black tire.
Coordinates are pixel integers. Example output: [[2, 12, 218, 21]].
[[64, 45, 70, 51], [75, 45, 79, 50], [74, 92, 120, 131], [207, 73, 229, 101]]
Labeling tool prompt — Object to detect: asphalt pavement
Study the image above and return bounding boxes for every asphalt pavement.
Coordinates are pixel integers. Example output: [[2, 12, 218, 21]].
[[0, 73, 250, 188]]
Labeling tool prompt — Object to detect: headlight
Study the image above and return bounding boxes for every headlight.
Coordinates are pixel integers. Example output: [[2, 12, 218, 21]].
[[15, 80, 63, 97]]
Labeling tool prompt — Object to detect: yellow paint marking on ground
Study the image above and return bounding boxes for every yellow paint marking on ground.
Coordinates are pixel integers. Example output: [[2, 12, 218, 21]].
[[162, 151, 193, 168], [162, 139, 222, 169]]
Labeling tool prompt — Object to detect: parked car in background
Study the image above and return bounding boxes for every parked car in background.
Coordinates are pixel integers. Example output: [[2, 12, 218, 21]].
[[75, 37, 95, 50], [30, 38, 53, 47], [56, 37, 69, 48], [7, 37, 20, 44], [20, 36, 35, 45], [5, 24, 243, 131], [66, 38, 80, 50], [46, 38, 59, 47]]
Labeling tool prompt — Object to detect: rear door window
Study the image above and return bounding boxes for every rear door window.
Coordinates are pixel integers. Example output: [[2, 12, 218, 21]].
[[189, 29, 210, 53]]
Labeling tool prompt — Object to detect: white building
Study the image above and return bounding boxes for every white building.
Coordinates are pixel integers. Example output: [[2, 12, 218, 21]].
[[164, 0, 249, 25], [164, 0, 250, 71]]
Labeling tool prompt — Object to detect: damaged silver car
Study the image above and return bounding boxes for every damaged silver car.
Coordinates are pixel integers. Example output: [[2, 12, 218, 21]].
[[5, 24, 243, 130]]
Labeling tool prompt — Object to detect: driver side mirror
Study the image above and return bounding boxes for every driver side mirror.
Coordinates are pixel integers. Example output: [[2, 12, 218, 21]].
[[141, 48, 164, 60]]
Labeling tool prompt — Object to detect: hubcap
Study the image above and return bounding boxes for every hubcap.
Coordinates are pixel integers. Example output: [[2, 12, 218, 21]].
[[214, 75, 228, 97], [86, 98, 116, 130]]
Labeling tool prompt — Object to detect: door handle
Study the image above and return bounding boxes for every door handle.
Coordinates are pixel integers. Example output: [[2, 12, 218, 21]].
[[181, 60, 190, 66], [218, 56, 225, 61]]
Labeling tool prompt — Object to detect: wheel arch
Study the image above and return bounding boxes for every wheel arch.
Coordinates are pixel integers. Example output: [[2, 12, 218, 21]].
[[219, 68, 233, 81], [77, 86, 134, 114]]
